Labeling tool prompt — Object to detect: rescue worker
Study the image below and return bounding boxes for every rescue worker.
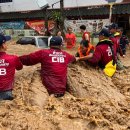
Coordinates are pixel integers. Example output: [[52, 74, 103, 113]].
[[108, 23, 125, 70], [65, 27, 76, 49], [109, 23, 123, 57], [87, 28, 116, 69], [80, 25, 90, 42], [19, 36, 76, 98], [0, 34, 23, 100], [117, 27, 130, 56], [75, 40, 95, 61]]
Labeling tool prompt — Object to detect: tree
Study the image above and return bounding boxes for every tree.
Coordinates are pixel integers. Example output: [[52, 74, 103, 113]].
[[60, 0, 65, 31], [51, 11, 62, 29], [49, 0, 65, 36]]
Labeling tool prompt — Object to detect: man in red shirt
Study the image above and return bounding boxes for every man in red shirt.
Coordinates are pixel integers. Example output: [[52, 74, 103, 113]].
[[20, 36, 76, 98], [87, 28, 116, 69], [80, 25, 90, 42], [65, 27, 76, 49], [109, 23, 123, 57], [108, 23, 125, 70], [0, 35, 23, 100]]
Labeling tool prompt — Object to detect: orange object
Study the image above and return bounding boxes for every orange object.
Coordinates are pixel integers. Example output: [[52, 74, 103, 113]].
[[78, 43, 95, 57], [65, 33, 76, 49]]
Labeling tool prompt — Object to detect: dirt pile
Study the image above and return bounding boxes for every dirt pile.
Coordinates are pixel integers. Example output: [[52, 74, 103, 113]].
[[0, 44, 129, 130], [67, 63, 129, 130]]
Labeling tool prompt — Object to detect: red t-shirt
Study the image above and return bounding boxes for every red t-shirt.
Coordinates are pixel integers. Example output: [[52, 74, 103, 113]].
[[19, 49, 76, 94], [88, 40, 116, 68], [65, 33, 76, 48], [110, 36, 123, 56], [0, 52, 23, 91]]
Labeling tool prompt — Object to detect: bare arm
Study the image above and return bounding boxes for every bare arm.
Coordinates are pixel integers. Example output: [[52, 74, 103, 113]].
[[78, 53, 93, 61], [84, 33, 89, 41]]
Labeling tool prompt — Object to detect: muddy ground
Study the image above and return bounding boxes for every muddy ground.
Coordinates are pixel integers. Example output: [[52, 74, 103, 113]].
[[0, 41, 129, 130]]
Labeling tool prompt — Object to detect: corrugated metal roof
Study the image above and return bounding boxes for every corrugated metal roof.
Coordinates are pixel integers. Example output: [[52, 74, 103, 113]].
[[0, 3, 129, 21], [0, 0, 123, 12], [47, 0, 122, 8]]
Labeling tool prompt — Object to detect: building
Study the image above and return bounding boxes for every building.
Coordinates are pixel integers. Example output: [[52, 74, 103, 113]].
[[0, 0, 130, 32]]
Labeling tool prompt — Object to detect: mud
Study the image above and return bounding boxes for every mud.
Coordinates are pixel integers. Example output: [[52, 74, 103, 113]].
[[0, 43, 129, 130]]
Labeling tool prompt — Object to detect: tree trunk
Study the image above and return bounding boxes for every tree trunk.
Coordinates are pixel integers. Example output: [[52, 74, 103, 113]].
[[60, 0, 65, 37]]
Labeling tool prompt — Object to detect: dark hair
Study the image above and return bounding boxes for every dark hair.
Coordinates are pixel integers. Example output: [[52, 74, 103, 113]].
[[80, 40, 89, 47], [80, 25, 86, 30]]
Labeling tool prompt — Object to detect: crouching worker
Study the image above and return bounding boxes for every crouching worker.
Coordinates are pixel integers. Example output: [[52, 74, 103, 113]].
[[75, 40, 94, 61], [87, 28, 117, 77], [19, 36, 76, 98], [0, 34, 23, 100], [117, 27, 130, 57]]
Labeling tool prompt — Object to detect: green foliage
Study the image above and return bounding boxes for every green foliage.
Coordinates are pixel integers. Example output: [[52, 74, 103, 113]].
[[75, 32, 82, 37], [51, 11, 62, 22]]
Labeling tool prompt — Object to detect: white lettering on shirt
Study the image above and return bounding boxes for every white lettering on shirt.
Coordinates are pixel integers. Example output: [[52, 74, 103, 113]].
[[49, 51, 66, 63], [106, 47, 112, 56], [0, 68, 6, 75], [0, 59, 9, 76], [0, 59, 9, 67], [52, 57, 65, 63], [0, 59, 5, 64]]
